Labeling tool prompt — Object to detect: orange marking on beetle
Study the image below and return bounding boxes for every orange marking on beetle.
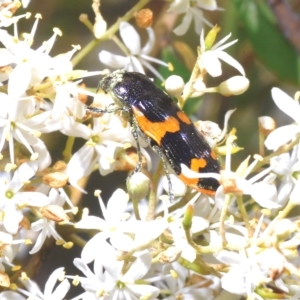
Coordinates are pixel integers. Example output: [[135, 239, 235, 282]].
[[132, 106, 180, 145], [178, 158, 214, 195], [176, 111, 191, 124], [190, 157, 207, 172], [210, 150, 217, 160], [178, 173, 216, 196]]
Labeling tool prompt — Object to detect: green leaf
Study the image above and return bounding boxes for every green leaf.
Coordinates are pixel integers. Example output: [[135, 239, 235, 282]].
[[233, 0, 300, 84]]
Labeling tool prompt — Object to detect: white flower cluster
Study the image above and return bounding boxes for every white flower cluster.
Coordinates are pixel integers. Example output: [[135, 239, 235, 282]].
[[0, 1, 299, 300]]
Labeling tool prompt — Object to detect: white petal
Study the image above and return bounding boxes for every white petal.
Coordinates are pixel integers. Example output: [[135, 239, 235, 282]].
[[191, 8, 206, 36], [173, 11, 193, 36], [120, 22, 141, 55], [216, 50, 245, 76], [125, 284, 160, 298], [201, 51, 222, 77], [212, 33, 232, 50], [216, 249, 243, 265], [99, 50, 129, 68], [271, 87, 300, 124], [3, 204, 23, 234], [66, 145, 96, 192], [8, 62, 32, 99], [221, 264, 248, 295], [181, 244, 196, 262], [50, 279, 70, 299], [31, 219, 45, 231], [0, 291, 26, 300], [97, 241, 120, 280], [251, 182, 281, 209], [196, 0, 217, 10], [32, 140, 51, 171], [133, 219, 168, 249], [81, 232, 108, 263], [60, 116, 91, 139], [122, 252, 151, 281], [163, 174, 187, 197], [76, 216, 105, 230], [21, 192, 50, 206], [10, 162, 38, 192], [191, 216, 209, 233], [110, 232, 133, 252], [73, 258, 95, 278], [0, 48, 15, 65], [265, 124, 299, 151], [141, 27, 155, 55], [44, 267, 65, 296], [168, 0, 189, 13], [29, 230, 47, 254], [128, 56, 145, 73], [106, 189, 129, 220]]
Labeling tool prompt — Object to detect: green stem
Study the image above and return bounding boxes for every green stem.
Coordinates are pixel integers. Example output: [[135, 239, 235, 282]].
[[180, 61, 200, 107], [132, 195, 141, 220], [63, 136, 75, 162], [178, 257, 209, 275], [146, 186, 157, 221]]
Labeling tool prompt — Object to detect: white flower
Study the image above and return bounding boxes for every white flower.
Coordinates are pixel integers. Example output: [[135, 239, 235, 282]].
[[0, 96, 51, 171], [29, 188, 69, 254], [17, 268, 70, 300], [168, 0, 218, 35], [265, 88, 300, 151], [158, 263, 216, 300], [270, 150, 300, 208], [0, 231, 25, 265], [0, 162, 50, 234], [65, 115, 132, 191], [0, 16, 59, 99], [99, 21, 168, 80], [68, 257, 106, 300], [0, 3, 30, 28], [219, 242, 290, 297], [181, 142, 280, 209], [199, 30, 245, 77], [73, 241, 160, 300], [76, 188, 137, 262]]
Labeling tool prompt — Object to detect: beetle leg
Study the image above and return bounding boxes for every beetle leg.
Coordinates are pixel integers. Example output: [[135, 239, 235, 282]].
[[152, 145, 174, 202]]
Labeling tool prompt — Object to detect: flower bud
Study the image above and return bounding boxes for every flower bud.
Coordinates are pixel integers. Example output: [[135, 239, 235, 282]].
[[135, 9, 153, 28], [218, 76, 249, 96], [182, 204, 193, 230], [94, 18, 107, 39], [204, 25, 220, 50], [165, 75, 185, 98], [191, 78, 206, 97], [127, 172, 150, 202], [258, 116, 276, 136], [42, 172, 69, 188]]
